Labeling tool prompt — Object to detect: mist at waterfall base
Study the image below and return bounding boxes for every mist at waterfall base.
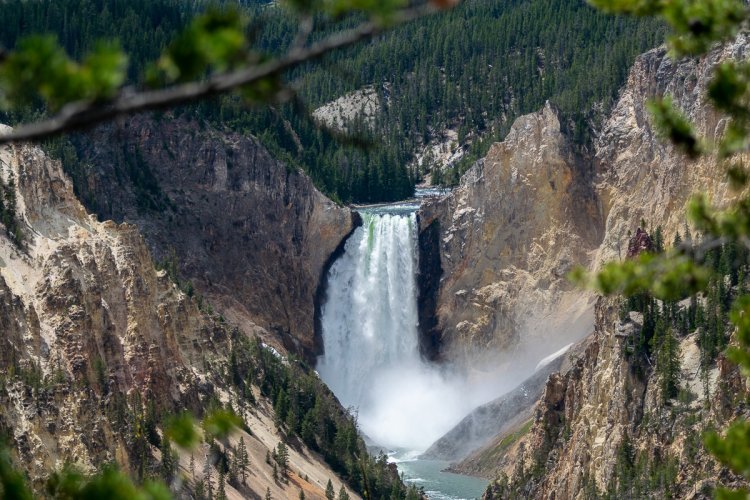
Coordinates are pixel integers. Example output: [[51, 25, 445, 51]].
[[316, 204, 581, 455]]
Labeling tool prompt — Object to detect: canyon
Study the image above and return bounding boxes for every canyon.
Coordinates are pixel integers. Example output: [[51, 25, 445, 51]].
[[2, 17, 750, 500], [0, 122, 387, 499], [65, 115, 357, 360]]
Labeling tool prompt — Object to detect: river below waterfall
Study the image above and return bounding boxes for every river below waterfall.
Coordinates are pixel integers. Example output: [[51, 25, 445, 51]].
[[316, 191, 491, 498], [392, 454, 488, 500]]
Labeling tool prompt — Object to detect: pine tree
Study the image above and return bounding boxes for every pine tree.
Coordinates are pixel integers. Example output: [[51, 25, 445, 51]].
[[338, 486, 350, 500], [203, 456, 214, 500], [658, 328, 681, 402], [216, 470, 227, 500], [326, 479, 335, 500], [654, 225, 664, 253], [275, 441, 289, 477], [238, 436, 249, 484], [299, 490, 306, 500], [160, 435, 176, 484], [274, 388, 289, 428], [265, 487, 272, 500], [194, 479, 206, 500], [228, 452, 238, 486]]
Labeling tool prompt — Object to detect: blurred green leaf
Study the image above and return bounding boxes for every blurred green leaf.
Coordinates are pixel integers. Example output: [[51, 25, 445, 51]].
[[590, 0, 746, 55], [705, 421, 750, 481], [726, 163, 749, 189], [647, 96, 702, 159], [45, 464, 86, 499], [0, 35, 126, 111], [165, 412, 201, 450], [0, 447, 33, 500], [202, 409, 242, 441], [576, 252, 710, 301], [77, 466, 171, 500], [148, 7, 250, 86], [324, 0, 408, 22]]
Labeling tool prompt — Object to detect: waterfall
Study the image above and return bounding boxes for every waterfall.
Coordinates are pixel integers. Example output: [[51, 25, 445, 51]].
[[317, 208, 468, 451], [317, 211, 420, 405]]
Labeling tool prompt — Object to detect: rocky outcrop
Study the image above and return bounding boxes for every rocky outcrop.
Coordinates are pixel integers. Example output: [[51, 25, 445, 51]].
[[593, 35, 750, 268], [67, 115, 356, 360], [419, 34, 750, 364], [626, 227, 654, 258], [419, 102, 601, 366], [483, 298, 748, 499], [0, 130, 214, 481], [0, 132, 362, 498], [312, 86, 382, 132]]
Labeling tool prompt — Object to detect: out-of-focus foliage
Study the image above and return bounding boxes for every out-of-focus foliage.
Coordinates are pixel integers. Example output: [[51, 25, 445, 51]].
[[589, 0, 746, 56], [572, 252, 710, 301], [0, 1, 417, 112], [0, 408, 242, 499], [0, 36, 127, 110], [147, 8, 252, 86]]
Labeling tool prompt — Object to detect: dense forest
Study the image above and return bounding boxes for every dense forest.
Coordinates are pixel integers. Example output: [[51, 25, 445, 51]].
[[0, 0, 663, 202]]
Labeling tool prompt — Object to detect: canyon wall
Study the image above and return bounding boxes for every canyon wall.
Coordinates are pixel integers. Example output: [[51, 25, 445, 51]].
[[0, 132, 362, 499], [420, 35, 749, 365], [418, 102, 601, 366], [481, 297, 747, 499], [67, 115, 356, 359], [423, 34, 750, 499]]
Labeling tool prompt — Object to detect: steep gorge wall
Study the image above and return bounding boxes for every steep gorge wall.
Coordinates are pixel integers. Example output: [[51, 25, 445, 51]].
[[593, 35, 749, 266], [0, 130, 362, 499], [67, 115, 356, 359], [419, 35, 749, 367], [0, 131, 220, 480], [482, 298, 747, 499], [420, 35, 750, 495], [418, 103, 602, 366]]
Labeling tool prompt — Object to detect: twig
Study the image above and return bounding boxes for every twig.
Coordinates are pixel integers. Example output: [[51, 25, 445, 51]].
[[291, 15, 314, 51], [0, 3, 438, 145]]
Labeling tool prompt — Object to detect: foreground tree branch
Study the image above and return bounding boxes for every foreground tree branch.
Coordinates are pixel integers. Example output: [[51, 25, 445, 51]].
[[0, 3, 438, 145]]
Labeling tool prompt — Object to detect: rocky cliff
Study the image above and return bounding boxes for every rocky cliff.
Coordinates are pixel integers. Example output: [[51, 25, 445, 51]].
[[0, 131, 365, 499], [419, 35, 750, 365], [482, 298, 747, 499], [65, 114, 356, 360], [592, 35, 749, 267], [418, 102, 601, 367], [421, 35, 750, 496]]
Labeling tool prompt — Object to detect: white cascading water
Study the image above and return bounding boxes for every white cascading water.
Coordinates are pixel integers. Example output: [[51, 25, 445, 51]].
[[317, 209, 470, 451]]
